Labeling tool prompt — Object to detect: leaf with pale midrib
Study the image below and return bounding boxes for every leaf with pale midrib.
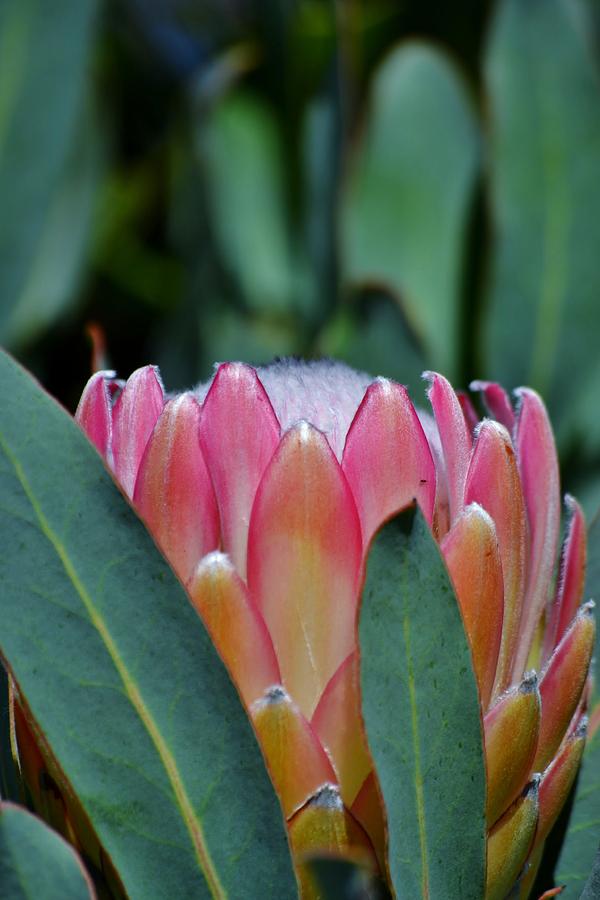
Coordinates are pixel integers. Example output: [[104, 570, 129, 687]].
[[359, 508, 486, 900], [0, 350, 297, 900]]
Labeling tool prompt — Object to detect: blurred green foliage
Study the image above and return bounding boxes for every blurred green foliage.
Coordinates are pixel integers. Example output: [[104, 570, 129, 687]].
[[2, 0, 600, 507]]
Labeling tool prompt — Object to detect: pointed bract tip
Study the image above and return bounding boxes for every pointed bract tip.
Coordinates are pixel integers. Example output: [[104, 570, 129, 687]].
[[461, 501, 495, 528], [374, 375, 393, 393], [475, 417, 512, 443], [309, 783, 343, 810], [196, 551, 234, 575], [520, 671, 539, 694], [581, 600, 595, 617], [574, 716, 589, 740], [262, 685, 289, 705], [523, 774, 541, 799]]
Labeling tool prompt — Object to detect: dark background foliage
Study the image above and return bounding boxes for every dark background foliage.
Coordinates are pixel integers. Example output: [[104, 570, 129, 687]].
[[1, 0, 599, 504]]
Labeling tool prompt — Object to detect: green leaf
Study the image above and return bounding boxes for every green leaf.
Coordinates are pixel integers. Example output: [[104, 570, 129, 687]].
[[0, 802, 94, 900], [341, 43, 480, 379], [0, 0, 98, 347], [483, 0, 600, 432], [200, 92, 298, 316], [359, 508, 486, 899], [0, 351, 297, 899], [579, 843, 600, 900]]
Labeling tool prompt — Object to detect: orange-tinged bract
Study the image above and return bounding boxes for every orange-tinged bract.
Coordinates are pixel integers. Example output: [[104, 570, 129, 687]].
[[66, 359, 596, 897]]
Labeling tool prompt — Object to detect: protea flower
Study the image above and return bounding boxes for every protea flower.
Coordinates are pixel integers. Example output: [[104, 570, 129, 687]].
[[25, 359, 594, 897]]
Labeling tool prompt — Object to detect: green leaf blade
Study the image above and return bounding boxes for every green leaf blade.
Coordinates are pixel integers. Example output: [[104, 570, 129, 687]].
[[0, 351, 297, 899], [0, 802, 94, 900], [359, 508, 486, 900], [483, 0, 600, 433], [0, 0, 98, 348], [342, 43, 480, 378], [579, 844, 600, 900]]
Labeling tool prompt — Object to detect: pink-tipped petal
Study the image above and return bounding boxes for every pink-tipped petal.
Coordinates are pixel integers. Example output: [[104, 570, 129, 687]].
[[464, 420, 527, 694], [189, 554, 280, 708], [543, 496, 587, 663], [342, 378, 436, 543], [441, 503, 504, 710], [484, 672, 540, 826], [311, 652, 372, 806], [75, 370, 115, 459], [534, 602, 595, 772], [247, 422, 363, 718], [425, 372, 471, 525], [456, 390, 479, 435], [133, 394, 219, 585], [199, 362, 280, 579], [111, 365, 165, 498], [536, 717, 587, 849], [512, 388, 561, 679], [251, 687, 337, 819], [470, 381, 515, 433]]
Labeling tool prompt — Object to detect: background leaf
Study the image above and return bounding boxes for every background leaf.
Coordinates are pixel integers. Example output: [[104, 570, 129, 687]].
[[0, 802, 94, 900], [0, 0, 98, 348], [579, 843, 600, 900], [341, 43, 480, 379], [199, 91, 299, 317], [0, 350, 297, 900], [359, 508, 486, 900], [482, 0, 600, 447]]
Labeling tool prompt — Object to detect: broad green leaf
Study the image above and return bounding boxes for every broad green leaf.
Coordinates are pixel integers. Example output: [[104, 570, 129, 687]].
[[199, 92, 298, 316], [0, 0, 98, 347], [0, 802, 94, 899], [341, 43, 479, 379], [4, 100, 103, 349], [359, 508, 486, 899], [0, 351, 297, 900], [554, 509, 600, 894], [483, 0, 600, 433], [579, 843, 600, 900]]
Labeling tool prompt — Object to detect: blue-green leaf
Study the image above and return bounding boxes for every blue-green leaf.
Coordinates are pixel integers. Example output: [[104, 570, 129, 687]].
[[0, 802, 94, 900], [342, 43, 479, 379], [0, 350, 297, 899], [483, 0, 600, 442], [359, 507, 486, 899], [0, 0, 98, 347]]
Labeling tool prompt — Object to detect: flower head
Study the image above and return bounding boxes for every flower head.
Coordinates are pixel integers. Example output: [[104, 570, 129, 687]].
[[74, 359, 595, 896]]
